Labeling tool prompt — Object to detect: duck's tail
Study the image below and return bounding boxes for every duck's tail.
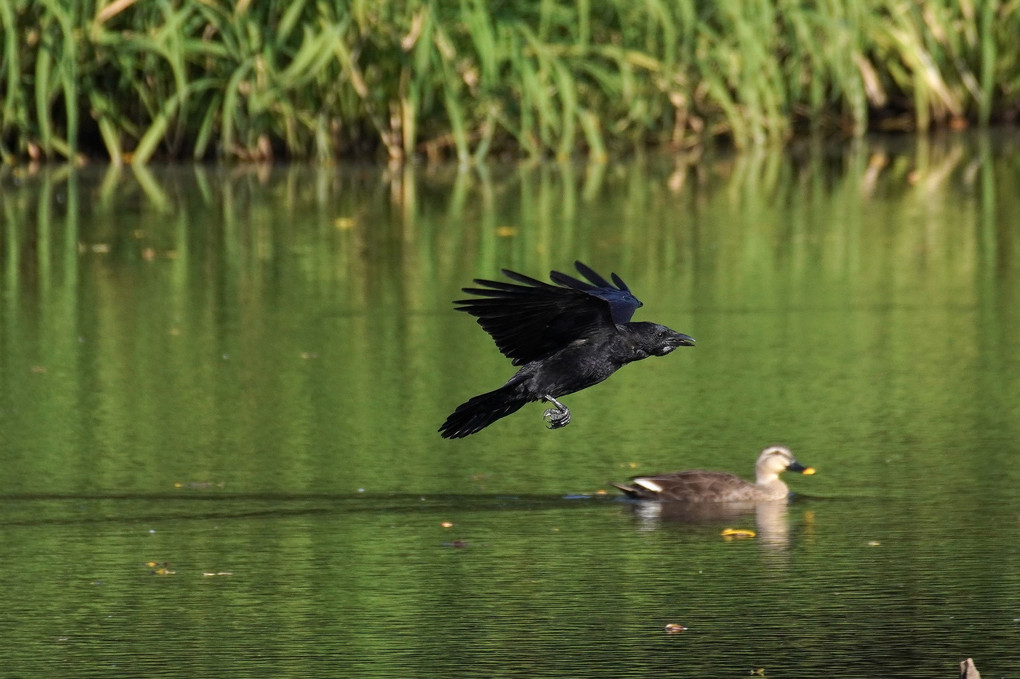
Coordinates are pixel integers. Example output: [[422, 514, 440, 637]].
[[610, 482, 653, 500]]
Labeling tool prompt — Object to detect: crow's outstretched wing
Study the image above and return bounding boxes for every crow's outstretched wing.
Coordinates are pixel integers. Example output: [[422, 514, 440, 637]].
[[548, 261, 643, 324], [454, 262, 643, 366]]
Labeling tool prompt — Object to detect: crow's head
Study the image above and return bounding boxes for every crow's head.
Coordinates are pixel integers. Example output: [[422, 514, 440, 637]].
[[627, 322, 696, 357]]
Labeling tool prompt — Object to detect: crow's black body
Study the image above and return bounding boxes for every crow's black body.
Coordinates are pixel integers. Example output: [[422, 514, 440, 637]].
[[439, 262, 695, 438]]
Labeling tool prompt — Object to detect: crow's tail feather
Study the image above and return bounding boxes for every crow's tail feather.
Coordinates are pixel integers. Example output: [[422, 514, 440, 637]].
[[439, 385, 529, 439]]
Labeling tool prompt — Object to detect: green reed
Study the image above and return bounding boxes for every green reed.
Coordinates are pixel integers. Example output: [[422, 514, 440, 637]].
[[1, 0, 1018, 164]]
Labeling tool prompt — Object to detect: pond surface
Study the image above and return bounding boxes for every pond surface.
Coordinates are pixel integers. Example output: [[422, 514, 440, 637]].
[[1, 131, 1019, 677]]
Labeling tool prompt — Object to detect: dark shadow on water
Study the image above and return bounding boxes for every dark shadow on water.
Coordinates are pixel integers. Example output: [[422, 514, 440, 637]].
[[0, 491, 626, 527]]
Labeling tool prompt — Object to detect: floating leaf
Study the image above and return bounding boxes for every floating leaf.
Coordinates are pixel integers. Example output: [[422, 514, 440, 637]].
[[721, 528, 756, 539]]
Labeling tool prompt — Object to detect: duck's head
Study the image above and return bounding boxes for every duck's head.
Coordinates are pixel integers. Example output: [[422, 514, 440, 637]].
[[755, 445, 816, 479]]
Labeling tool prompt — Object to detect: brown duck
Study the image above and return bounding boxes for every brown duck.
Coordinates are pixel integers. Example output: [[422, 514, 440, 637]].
[[612, 445, 815, 502]]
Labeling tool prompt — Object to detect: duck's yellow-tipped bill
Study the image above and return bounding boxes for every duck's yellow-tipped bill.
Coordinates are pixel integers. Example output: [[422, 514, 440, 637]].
[[801, 467, 817, 475]]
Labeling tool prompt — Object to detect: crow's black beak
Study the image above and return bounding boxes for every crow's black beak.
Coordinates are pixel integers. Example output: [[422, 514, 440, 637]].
[[656, 331, 695, 356], [673, 333, 696, 347]]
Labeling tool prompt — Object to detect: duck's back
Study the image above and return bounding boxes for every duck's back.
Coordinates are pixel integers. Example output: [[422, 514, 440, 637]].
[[616, 470, 761, 503]]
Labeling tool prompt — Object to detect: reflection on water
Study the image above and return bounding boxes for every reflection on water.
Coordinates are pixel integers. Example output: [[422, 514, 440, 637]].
[[628, 497, 792, 544], [0, 491, 1012, 678], [625, 498, 799, 573], [2, 131, 1020, 676]]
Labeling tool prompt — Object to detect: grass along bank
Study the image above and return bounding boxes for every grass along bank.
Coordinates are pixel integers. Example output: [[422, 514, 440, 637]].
[[2, 0, 1019, 164]]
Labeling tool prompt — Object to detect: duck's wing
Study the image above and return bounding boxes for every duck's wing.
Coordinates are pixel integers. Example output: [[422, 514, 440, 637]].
[[614, 471, 757, 502], [456, 262, 639, 366]]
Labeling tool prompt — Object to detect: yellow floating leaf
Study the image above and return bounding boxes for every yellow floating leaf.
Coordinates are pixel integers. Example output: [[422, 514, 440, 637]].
[[333, 217, 356, 230], [494, 225, 517, 237], [721, 528, 756, 539]]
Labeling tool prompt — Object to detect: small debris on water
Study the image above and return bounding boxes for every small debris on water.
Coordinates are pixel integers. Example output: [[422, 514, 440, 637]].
[[440, 521, 454, 528], [147, 562, 176, 576], [174, 481, 225, 489], [664, 623, 687, 633]]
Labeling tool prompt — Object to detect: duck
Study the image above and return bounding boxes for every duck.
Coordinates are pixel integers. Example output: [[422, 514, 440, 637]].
[[611, 445, 815, 502]]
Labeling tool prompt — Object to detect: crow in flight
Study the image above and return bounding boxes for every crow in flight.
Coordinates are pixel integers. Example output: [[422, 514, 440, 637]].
[[439, 261, 695, 438]]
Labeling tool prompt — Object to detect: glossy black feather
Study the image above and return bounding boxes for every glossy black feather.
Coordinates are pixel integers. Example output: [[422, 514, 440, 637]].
[[454, 262, 630, 366], [547, 261, 642, 325]]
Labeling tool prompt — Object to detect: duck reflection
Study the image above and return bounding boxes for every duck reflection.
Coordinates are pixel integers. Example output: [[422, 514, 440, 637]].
[[629, 498, 791, 544]]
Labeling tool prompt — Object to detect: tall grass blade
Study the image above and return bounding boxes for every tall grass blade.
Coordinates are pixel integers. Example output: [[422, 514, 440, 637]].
[[4, 0, 1020, 162]]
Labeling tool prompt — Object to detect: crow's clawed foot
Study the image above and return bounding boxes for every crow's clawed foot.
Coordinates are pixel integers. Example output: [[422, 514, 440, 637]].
[[542, 396, 571, 430], [543, 407, 571, 429]]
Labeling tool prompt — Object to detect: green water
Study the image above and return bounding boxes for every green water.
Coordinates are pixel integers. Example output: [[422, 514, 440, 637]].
[[1, 131, 1019, 677]]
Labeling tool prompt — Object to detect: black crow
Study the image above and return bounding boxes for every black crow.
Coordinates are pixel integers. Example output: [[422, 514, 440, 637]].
[[439, 261, 695, 438]]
